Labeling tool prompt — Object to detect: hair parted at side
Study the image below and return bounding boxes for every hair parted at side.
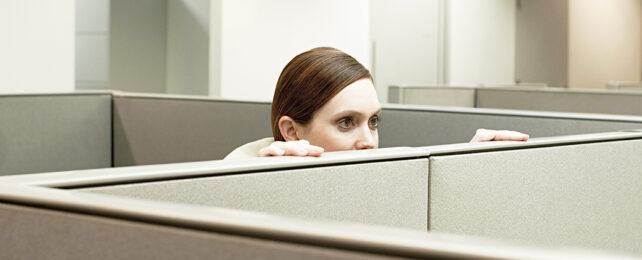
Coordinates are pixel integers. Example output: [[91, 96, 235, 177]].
[[271, 47, 373, 141]]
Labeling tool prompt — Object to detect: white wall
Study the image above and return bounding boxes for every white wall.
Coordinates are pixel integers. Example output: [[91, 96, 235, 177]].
[[371, 0, 442, 103], [515, 0, 568, 87], [446, 0, 515, 85], [568, 0, 642, 89], [110, 0, 167, 93], [214, 0, 371, 101], [75, 0, 110, 91], [0, 1, 74, 93], [167, 0, 210, 95]]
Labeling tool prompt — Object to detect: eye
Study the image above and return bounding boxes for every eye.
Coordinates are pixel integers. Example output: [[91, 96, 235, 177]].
[[338, 117, 353, 129], [368, 116, 380, 129]]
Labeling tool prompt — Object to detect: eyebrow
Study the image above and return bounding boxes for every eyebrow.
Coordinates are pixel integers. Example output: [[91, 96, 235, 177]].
[[333, 108, 382, 118]]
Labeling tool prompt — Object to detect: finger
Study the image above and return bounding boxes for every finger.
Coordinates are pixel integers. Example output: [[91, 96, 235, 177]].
[[269, 140, 324, 157], [493, 130, 529, 141], [305, 145, 324, 157], [270, 141, 305, 156], [470, 128, 495, 142], [258, 146, 285, 157]]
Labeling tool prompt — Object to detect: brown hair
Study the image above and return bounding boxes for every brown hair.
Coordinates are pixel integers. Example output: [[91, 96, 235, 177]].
[[271, 47, 372, 141]]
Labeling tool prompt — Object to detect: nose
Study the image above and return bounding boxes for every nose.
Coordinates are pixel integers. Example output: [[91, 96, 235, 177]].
[[355, 125, 376, 150]]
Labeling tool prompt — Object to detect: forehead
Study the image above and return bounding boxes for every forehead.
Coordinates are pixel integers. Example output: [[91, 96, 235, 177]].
[[317, 78, 381, 117]]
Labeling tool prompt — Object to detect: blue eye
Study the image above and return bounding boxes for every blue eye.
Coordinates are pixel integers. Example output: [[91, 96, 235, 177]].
[[369, 116, 380, 129], [338, 118, 353, 129]]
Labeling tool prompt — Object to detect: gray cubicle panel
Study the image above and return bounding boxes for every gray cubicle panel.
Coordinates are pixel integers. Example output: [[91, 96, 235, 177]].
[[0, 92, 112, 175], [476, 87, 642, 116], [111, 92, 642, 164], [3, 131, 641, 256], [606, 81, 642, 90], [426, 131, 642, 255], [112, 93, 272, 166], [5, 148, 433, 230], [388, 85, 477, 107], [378, 104, 642, 147], [2, 184, 625, 260]]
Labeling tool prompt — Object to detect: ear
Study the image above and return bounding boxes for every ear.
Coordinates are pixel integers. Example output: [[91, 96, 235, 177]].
[[278, 116, 301, 141]]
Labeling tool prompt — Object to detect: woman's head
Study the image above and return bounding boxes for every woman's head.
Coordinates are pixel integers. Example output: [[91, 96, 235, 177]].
[[271, 47, 381, 151]]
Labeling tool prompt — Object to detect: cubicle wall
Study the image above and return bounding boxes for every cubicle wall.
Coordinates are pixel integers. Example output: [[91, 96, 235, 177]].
[[476, 87, 642, 116], [4, 91, 642, 174], [4, 91, 642, 175], [4, 131, 640, 256], [389, 85, 642, 116], [606, 81, 642, 90], [2, 184, 623, 259], [428, 135, 642, 254], [112, 93, 272, 166], [379, 104, 642, 147], [114, 92, 642, 163], [0, 93, 112, 175], [388, 85, 477, 107]]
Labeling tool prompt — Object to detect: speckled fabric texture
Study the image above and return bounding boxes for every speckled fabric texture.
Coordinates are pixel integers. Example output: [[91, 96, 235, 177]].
[[0, 94, 111, 175], [83, 159, 430, 230], [429, 139, 642, 255]]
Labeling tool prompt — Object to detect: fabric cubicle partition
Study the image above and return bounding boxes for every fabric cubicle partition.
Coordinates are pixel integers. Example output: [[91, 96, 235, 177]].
[[379, 104, 642, 147], [3, 131, 640, 256], [112, 92, 642, 164], [0, 93, 112, 175], [1, 183, 625, 260], [388, 85, 477, 107], [3, 91, 642, 175], [112, 93, 272, 166], [427, 132, 642, 255], [389, 85, 642, 117], [476, 87, 642, 116]]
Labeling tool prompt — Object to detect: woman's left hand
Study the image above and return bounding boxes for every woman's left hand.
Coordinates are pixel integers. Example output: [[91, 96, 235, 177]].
[[470, 128, 529, 143]]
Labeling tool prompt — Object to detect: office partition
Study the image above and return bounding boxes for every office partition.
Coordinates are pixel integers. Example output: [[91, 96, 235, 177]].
[[3, 131, 640, 255], [0, 92, 111, 175]]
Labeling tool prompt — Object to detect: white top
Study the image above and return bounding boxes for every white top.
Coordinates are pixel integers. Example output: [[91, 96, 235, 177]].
[[224, 137, 275, 160]]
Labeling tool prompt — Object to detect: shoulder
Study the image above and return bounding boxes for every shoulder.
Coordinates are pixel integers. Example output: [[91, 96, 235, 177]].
[[224, 137, 274, 160]]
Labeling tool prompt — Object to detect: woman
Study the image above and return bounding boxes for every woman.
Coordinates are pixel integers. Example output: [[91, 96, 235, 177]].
[[225, 47, 528, 159]]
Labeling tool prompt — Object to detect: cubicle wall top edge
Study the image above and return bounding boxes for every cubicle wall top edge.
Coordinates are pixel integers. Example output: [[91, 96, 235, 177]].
[[0, 90, 114, 98], [382, 103, 642, 123], [112, 91, 272, 105], [1, 131, 641, 189], [478, 86, 642, 96], [390, 84, 481, 90], [0, 184, 631, 260], [0, 147, 428, 188], [422, 130, 642, 156]]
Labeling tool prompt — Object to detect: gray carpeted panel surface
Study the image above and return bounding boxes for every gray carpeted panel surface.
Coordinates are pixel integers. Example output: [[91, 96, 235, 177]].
[[0, 203, 404, 260], [378, 109, 642, 147], [113, 96, 272, 166], [0, 95, 111, 175], [477, 88, 642, 116], [81, 159, 430, 230], [428, 139, 642, 255]]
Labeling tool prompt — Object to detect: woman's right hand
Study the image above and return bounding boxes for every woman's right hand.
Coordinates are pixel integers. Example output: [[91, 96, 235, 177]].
[[258, 140, 324, 157]]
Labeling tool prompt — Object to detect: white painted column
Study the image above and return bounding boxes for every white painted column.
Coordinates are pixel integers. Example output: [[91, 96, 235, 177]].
[[446, 0, 516, 85], [568, 0, 642, 89], [371, 0, 442, 103], [212, 0, 371, 101], [0, 1, 74, 93]]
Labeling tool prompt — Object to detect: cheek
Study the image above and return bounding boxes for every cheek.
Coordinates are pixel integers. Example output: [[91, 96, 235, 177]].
[[303, 125, 354, 152], [373, 130, 379, 148]]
